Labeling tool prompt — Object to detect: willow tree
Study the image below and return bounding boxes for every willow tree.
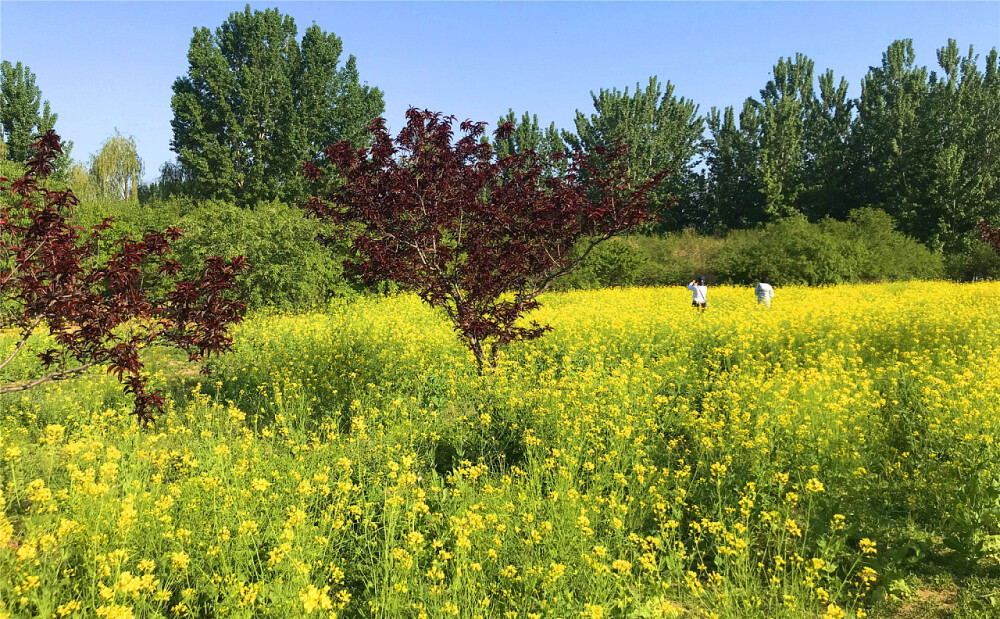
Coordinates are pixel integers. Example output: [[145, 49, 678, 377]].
[[90, 131, 142, 201]]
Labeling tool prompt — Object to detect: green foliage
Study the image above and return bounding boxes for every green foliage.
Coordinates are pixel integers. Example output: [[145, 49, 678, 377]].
[[715, 212, 942, 286], [0, 157, 24, 182], [756, 54, 815, 219], [138, 161, 194, 204], [838, 207, 944, 281], [802, 69, 853, 221], [1, 60, 55, 162], [70, 197, 354, 310], [703, 101, 765, 231], [170, 200, 354, 310], [493, 109, 567, 178], [564, 76, 703, 231], [944, 239, 1000, 281], [0, 60, 72, 177], [562, 210, 941, 289], [851, 40, 1000, 253], [554, 238, 649, 290], [716, 215, 861, 286], [89, 130, 142, 201], [631, 230, 727, 286], [170, 5, 384, 206], [701, 39, 998, 255]]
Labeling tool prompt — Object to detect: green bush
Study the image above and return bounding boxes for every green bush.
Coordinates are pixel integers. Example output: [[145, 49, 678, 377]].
[[561, 210, 943, 290], [66, 197, 354, 311], [715, 215, 860, 285], [838, 208, 943, 282], [170, 200, 354, 310], [556, 237, 649, 289], [631, 230, 726, 286], [715, 211, 942, 286], [944, 239, 1000, 281]]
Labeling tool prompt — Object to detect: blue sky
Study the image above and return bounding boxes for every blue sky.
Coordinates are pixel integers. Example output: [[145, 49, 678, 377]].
[[2, 2, 998, 180]]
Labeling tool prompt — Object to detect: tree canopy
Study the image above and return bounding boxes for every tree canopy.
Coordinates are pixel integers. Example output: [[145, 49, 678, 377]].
[[170, 5, 384, 206], [698, 39, 999, 253], [90, 130, 142, 201], [0, 61, 71, 176], [564, 77, 703, 232]]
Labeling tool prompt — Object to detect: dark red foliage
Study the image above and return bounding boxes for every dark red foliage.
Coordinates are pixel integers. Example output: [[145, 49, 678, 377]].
[[1, 131, 250, 424], [304, 108, 669, 372], [979, 219, 1000, 254]]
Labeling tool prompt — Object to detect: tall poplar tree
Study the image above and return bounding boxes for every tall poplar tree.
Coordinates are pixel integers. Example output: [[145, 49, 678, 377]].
[[564, 77, 703, 231], [170, 5, 384, 206], [801, 69, 853, 221], [850, 39, 999, 252], [755, 54, 815, 219], [918, 41, 1000, 252], [850, 41, 932, 240], [706, 55, 852, 228], [493, 110, 568, 178], [0, 61, 71, 175], [703, 100, 765, 230]]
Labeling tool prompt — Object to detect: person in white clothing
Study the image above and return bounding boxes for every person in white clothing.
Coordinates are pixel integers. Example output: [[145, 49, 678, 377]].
[[687, 276, 708, 310], [755, 276, 774, 308]]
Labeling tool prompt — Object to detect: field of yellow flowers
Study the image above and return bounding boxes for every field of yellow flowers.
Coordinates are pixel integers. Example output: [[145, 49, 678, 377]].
[[2, 282, 999, 619]]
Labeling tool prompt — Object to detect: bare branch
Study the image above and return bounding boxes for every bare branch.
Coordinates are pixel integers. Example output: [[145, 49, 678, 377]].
[[0, 361, 99, 394], [0, 315, 44, 371]]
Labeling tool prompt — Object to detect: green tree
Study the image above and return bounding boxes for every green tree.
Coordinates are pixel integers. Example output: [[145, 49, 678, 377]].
[[706, 55, 851, 228], [800, 69, 853, 221], [139, 160, 194, 204], [755, 54, 815, 219], [89, 130, 142, 201], [850, 40, 932, 243], [493, 110, 567, 178], [703, 100, 765, 230], [564, 76, 704, 231], [170, 5, 384, 206], [0, 61, 71, 174], [918, 41, 1000, 252], [850, 39, 1000, 252]]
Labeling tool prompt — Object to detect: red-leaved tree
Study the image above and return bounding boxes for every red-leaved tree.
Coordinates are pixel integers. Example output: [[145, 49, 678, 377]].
[[979, 219, 1000, 254], [304, 108, 668, 373], [1, 131, 250, 423]]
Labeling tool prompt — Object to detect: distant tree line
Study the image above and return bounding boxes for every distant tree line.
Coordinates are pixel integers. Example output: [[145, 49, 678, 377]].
[[494, 40, 999, 255]]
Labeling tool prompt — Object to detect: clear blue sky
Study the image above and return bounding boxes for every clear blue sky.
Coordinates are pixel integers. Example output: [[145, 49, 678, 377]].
[[2, 1, 998, 180]]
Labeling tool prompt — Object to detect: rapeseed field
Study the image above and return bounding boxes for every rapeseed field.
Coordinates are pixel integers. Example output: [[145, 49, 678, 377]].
[[2, 282, 998, 618]]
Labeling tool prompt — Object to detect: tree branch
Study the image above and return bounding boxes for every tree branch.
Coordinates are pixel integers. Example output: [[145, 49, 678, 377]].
[[0, 315, 44, 371], [520, 232, 615, 303], [0, 361, 99, 394]]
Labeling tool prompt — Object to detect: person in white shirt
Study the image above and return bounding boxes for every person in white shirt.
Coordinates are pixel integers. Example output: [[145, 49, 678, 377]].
[[755, 276, 774, 308], [687, 276, 708, 310]]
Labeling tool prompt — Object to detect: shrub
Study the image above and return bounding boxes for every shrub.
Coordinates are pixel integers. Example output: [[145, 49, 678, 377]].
[[715, 215, 860, 285], [632, 230, 726, 286], [171, 200, 354, 310], [555, 237, 649, 289], [945, 240, 1000, 281], [841, 208, 943, 281], [69, 197, 354, 311], [715, 211, 942, 286]]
